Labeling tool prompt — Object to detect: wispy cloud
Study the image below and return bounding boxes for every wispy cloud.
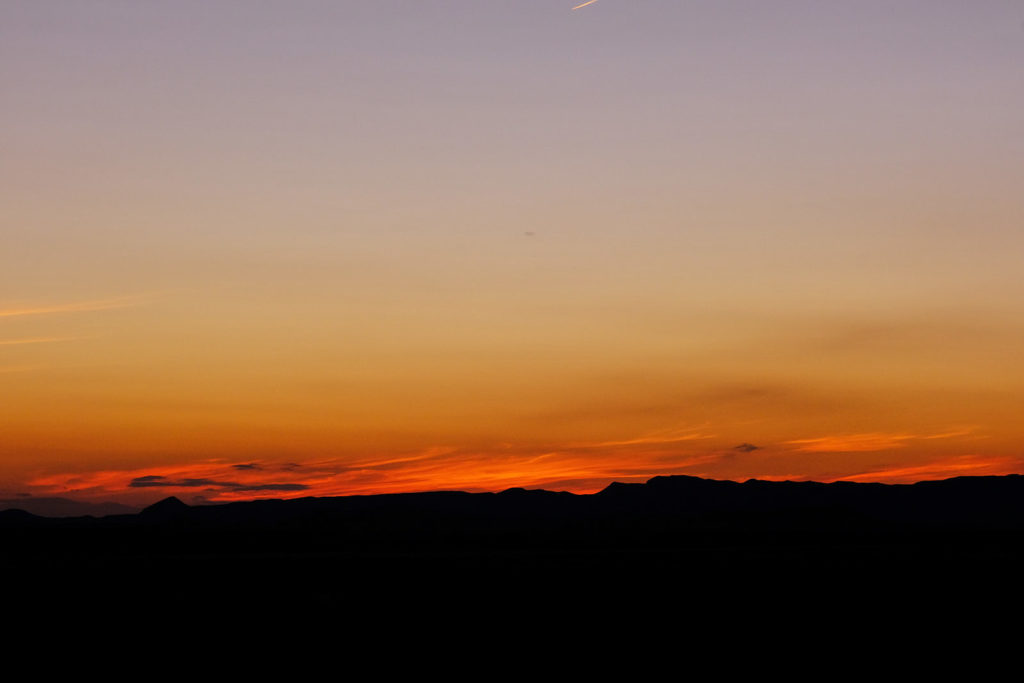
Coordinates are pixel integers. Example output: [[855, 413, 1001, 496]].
[[786, 429, 974, 453], [129, 475, 309, 493], [571, 426, 715, 449], [21, 425, 1001, 505], [787, 433, 916, 453], [572, 0, 599, 9], [27, 460, 322, 502], [834, 455, 1020, 483], [0, 336, 82, 346], [24, 434, 730, 503], [0, 295, 145, 319]]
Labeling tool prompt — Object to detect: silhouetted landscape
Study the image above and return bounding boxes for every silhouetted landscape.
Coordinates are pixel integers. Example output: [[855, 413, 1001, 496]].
[[8, 4, 1024, 635], [6, 474, 1024, 613]]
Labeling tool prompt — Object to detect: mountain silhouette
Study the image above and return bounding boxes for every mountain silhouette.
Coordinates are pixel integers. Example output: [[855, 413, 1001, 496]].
[[0, 497, 139, 518], [8, 474, 1024, 535], [139, 495, 189, 519], [5, 474, 1024, 613]]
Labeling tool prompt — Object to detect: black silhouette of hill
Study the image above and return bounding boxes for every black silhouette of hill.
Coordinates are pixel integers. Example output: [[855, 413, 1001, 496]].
[[0, 497, 139, 518], [138, 494, 189, 519], [5, 474, 1024, 615], [7, 473, 1024, 541]]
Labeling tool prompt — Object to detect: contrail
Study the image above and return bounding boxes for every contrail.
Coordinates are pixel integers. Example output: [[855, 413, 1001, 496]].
[[572, 0, 599, 9], [0, 295, 145, 318], [0, 336, 81, 346]]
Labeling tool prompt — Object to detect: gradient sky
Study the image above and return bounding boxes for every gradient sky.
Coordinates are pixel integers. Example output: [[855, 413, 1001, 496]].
[[3, 1, 1024, 507]]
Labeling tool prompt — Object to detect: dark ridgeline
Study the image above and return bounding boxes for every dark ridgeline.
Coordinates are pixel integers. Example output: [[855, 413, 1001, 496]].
[[0, 497, 139, 518], [4, 474, 1024, 614]]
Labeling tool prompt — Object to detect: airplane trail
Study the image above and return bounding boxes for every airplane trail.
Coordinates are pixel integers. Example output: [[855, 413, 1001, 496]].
[[572, 0, 599, 10], [0, 295, 146, 318], [0, 336, 80, 346]]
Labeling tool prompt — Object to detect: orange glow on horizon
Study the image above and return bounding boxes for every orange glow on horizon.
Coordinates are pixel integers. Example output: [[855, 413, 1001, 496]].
[[4, 3, 1024, 509], [18, 433, 1022, 507]]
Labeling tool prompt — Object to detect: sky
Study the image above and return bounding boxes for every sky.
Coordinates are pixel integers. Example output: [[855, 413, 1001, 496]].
[[3, 1, 1024, 508]]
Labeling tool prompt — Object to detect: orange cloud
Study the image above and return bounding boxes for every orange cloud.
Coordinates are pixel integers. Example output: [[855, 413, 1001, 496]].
[[787, 433, 916, 453], [18, 423, 1014, 507], [786, 429, 974, 453], [24, 433, 731, 504], [571, 426, 716, 449], [834, 455, 1020, 484], [30, 447, 1018, 506]]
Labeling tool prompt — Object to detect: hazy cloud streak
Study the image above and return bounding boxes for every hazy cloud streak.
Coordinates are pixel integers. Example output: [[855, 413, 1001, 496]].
[[786, 430, 975, 453], [0, 336, 82, 346], [834, 455, 1019, 483], [0, 296, 145, 319]]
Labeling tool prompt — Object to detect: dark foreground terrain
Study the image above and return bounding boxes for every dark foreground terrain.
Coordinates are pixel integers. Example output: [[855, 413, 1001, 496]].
[[4, 474, 1024, 617]]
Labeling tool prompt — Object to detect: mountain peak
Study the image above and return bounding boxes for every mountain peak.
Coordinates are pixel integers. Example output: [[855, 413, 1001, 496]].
[[140, 496, 189, 518]]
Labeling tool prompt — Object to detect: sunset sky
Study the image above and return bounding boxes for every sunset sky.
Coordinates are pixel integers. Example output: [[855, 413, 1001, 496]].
[[3, 1, 1024, 507]]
